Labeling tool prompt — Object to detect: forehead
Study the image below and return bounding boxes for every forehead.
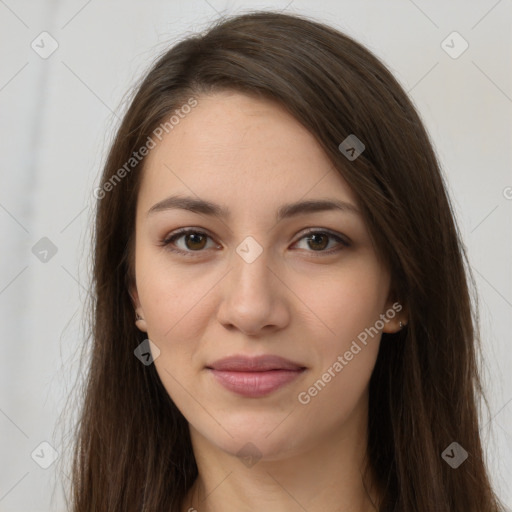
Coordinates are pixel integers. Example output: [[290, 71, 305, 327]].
[[138, 90, 359, 212]]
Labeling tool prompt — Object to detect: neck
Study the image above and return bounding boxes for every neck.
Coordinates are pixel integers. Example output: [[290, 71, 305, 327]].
[[181, 393, 382, 512]]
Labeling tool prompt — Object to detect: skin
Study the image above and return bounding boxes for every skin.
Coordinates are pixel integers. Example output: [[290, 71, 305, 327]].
[[130, 90, 407, 512]]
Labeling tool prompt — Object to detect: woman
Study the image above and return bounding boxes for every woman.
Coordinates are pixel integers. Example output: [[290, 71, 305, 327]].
[[68, 10, 506, 512]]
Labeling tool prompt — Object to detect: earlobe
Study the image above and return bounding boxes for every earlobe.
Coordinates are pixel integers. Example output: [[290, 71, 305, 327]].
[[382, 294, 408, 334], [382, 319, 407, 334], [129, 286, 148, 333], [135, 311, 148, 333]]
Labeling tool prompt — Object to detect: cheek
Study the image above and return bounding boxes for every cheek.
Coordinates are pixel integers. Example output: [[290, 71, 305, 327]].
[[295, 258, 389, 349], [137, 261, 213, 400], [292, 259, 388, 405], [135, 257, 229, 409], [136, 249, 218, 342]]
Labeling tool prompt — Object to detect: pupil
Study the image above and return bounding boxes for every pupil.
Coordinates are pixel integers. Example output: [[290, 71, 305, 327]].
[[187, 234, 205, 250], [309, 234, 327, 250]]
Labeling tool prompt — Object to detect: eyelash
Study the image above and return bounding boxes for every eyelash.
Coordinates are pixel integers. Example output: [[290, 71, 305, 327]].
[[160, 228, 350, 258]]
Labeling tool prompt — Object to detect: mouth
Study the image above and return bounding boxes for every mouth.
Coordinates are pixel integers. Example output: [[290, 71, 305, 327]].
[[206, 354, 307, 398]]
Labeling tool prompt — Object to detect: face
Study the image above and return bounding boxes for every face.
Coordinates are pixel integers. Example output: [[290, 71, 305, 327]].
[[130, 90, 403, 461]]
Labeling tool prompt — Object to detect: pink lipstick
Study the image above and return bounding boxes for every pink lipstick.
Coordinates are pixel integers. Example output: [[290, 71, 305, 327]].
[[206, 355, 306, 398]]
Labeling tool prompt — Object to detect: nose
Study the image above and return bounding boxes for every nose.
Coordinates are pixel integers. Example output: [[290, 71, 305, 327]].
[[216, 245, 290, 336]]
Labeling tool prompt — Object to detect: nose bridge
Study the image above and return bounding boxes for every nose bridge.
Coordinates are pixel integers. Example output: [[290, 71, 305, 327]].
[[216, 234, 287, 334], [231, 235, 274, 298]]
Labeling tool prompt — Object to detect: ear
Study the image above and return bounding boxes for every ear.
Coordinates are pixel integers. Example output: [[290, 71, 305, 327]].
[[381, 291, 408, 334], [129, 285, 148, 333]]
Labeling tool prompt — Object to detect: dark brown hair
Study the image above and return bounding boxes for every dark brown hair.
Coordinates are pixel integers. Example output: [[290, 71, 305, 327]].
[[64, 10, 506, 511]]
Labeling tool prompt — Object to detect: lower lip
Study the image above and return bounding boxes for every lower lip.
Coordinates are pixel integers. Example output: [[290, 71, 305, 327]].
[[208, 369, 305, 398]]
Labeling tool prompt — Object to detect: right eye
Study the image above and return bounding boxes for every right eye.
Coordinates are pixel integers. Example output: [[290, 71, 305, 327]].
[[160, 228, 220, 257]]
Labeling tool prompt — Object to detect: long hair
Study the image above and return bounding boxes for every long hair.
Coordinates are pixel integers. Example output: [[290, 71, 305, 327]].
[[66, 10, 506, 511]]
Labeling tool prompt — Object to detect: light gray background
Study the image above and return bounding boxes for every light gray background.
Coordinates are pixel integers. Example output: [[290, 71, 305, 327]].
[[0, 1, 511, 511]]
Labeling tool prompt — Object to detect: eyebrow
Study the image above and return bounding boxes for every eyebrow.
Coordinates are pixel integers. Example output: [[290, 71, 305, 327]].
[[147, 195, 361, 221]]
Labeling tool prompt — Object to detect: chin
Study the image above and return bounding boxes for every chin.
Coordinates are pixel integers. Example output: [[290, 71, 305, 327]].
[[193, 416, 307, 463]]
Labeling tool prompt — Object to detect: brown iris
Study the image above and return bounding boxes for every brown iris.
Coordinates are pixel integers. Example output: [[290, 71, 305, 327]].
[[184, 233, 208, 250], [306, 233, 329, 251]]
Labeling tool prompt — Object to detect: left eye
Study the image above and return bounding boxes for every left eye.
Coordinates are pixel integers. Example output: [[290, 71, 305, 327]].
[[161, 229, 350, 256], [294, 231, 349, 253]]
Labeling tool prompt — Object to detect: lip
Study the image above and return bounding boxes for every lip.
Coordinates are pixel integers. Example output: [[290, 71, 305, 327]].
[[206, 355, 307, 398], [207, 354, 306, 372]]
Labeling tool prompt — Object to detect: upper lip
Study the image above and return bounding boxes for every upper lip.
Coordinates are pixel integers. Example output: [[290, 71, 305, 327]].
[[206, 355, 306, 372]]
